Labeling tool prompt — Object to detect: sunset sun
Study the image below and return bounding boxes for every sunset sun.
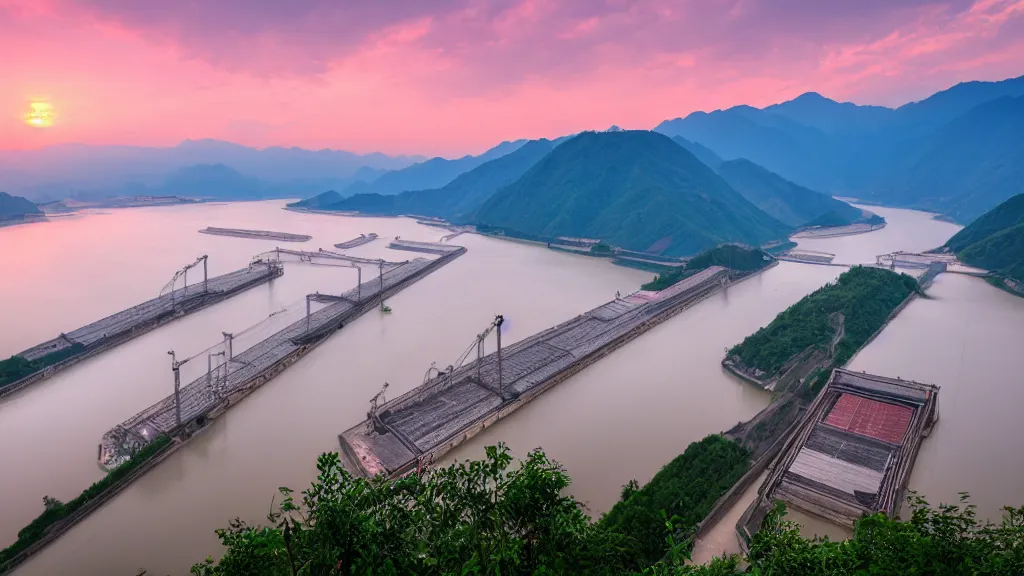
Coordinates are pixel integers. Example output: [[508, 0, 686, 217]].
[[24, 101, 54, 128]]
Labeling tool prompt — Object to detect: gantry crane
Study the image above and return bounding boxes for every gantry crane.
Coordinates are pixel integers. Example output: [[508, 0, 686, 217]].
[[422, 314, 505, 395]]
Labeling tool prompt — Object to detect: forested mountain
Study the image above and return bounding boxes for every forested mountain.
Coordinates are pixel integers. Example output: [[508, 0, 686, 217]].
[[670, 136, 723, 170], [473, 131, 791, 256], [654, 75, 1024, 222], [325, 138, 561, 219], [716, 159, 864, 227], [0, 192, 41, 221], [945, 193, 1024, 282], [863, 95, 1024, 223], [338, 140, 528, 197], [287, 190, 343, 210]]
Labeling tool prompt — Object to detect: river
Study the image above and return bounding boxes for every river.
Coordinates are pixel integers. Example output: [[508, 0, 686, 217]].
[[1, 201, 1013, 574]]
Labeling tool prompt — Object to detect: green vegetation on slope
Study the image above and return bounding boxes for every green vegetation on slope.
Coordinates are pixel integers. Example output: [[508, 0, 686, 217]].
[[0, 344, 86, 388], [945, 193, 1024, 283], [328, 139, 558, 219], [185, 443, 1024, 575], [473, 131, 792, 257], [599, 435, 751, 568], [716, 159, 863, 228], [642, 245, 772, 291], [728, 266, 919, 377], [0, 435, 171, 569]]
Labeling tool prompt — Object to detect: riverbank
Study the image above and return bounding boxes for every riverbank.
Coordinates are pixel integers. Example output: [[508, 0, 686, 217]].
[[0, 436, 174, 574]]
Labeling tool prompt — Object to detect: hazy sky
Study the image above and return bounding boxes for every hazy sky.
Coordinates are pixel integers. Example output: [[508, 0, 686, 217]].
[[3, 0, 1023, 156]]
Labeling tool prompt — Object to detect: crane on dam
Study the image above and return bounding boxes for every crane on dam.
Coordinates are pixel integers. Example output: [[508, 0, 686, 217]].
[[421, 314, 506, 397]]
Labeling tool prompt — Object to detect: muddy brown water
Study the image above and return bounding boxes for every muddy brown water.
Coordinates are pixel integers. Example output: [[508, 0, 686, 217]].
[[2, 202, 1014, 574]]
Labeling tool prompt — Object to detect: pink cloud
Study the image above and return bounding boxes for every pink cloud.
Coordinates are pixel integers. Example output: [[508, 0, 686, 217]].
[[0, 0, 1021, 156]]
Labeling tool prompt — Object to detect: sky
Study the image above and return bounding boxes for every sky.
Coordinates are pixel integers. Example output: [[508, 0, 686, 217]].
[[2, 0, 1023, 157]]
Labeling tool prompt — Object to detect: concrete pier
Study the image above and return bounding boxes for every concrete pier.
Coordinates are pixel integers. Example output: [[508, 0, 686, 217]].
[[334, 233, 378, 249], [1, 260, 283, 399], [199, 227, 312, 242], [339, 266, 736, 478], [98, 243, 465, 468]]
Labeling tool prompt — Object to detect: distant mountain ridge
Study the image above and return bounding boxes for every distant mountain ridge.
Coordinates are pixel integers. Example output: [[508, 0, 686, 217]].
[[324, 138, 564, 219], [338, 140, 528, 197], [715, 158, 864, 228], [0, 139, 421, 202], [655, 74, 1024, 222], [473, 131, 792, 256]]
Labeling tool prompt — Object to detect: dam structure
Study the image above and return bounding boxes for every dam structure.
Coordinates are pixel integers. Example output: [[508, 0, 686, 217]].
[[340, 265, 739, 478], [99, 240, 465, 468], [738, 368, 939, 543], [1, 257, 282, 399]]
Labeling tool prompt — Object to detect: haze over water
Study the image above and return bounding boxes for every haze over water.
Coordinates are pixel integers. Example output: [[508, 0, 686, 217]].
[[1, 201, 1018, 575]]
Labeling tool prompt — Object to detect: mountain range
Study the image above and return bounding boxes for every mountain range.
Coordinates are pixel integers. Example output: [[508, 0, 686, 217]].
[[335, 140, 528, 198], [945, 193, 1024, 284], [0, 139, 424, 202], [315, 138, 567, 219], [472, 131, 793, 256], [655, 75, 1024, 222]]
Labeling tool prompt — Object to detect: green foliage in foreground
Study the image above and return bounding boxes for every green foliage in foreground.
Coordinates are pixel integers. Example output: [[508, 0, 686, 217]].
[[189, 442, 1024, 575], [742, 496, 1024, 576], [0, 343, 86, 388], [643, 245, 771, 291], [729, 266, 919, 376], [600, 435, 751, 568], [191, 446, 635, 576], [0, 435, 171, 568]]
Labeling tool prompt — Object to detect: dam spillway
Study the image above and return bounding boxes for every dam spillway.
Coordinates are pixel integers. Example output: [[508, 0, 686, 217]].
[[1, 259, 283, 399], [339, 265, 735, 478], [98, 241, 465, 468]]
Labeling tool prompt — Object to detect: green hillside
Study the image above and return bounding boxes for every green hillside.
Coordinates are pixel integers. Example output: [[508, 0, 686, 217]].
[[716, 158, 864, 227], [473, 131, 792, 256], [946, 193, 1024, 282], [326, 139, 558, 219]]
